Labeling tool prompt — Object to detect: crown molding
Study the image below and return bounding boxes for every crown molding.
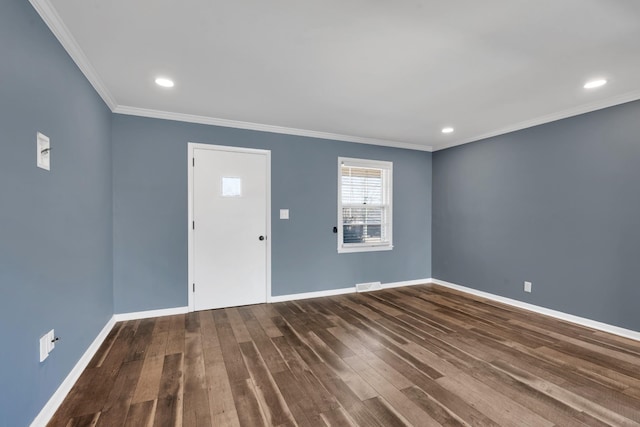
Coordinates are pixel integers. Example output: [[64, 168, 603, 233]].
[[36, 0, 639, 154], [28, 0, 431, 152], [29, 0, 118, 110], [434, 89, 640, 151], [113, 105, 434, 152]]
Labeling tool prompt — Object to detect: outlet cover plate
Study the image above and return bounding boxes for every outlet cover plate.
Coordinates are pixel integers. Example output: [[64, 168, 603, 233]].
[[39, 333, 49, 362], [39, 329, 55, 362], [37, 132, 50, 171], [47, 329, 55, 352], [524, 281, 532, 293]]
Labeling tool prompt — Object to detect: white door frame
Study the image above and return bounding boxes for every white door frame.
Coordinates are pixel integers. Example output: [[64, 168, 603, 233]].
[[187, 142, 272, 312]]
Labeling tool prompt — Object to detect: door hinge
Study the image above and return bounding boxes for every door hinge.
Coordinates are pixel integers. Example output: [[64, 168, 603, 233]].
[[192, 158, 195, 167], [192, 221, 195, 230], [193, 283, 195, 292]]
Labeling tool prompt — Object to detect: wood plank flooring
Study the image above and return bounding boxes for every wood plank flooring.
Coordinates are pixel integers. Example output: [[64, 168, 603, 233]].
[[48, 284, 640, 426]]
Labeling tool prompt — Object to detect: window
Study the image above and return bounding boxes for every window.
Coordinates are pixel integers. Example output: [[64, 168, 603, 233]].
[[338, 157, 393, 253]]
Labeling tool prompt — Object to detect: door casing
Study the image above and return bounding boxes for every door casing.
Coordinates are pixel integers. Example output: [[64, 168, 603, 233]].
[[187, 142, 272, 312]]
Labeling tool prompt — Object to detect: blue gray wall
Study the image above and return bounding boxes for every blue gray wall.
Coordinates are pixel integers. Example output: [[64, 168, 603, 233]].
[[433, 100, 640, 331], [112, 115, 432, 313], [0, 1, 113, 426]]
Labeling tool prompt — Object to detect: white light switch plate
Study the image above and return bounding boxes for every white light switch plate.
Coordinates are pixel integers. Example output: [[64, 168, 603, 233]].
[[280, 209, 289, 219]]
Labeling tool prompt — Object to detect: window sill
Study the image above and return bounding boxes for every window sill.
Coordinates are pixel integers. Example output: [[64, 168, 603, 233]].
[[338, 245, 393, 254]]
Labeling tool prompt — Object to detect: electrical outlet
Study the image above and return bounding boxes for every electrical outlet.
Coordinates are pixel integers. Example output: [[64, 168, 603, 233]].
[[37, 132, 50, 171], [39, 329, 55, 362], [524, 281, 532, 293], [47, 329, 56, 352], [39, 333, 49, 362]]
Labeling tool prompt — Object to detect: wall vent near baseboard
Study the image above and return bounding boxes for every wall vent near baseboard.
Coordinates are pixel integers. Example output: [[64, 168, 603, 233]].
[[356, 281, 382, 293]]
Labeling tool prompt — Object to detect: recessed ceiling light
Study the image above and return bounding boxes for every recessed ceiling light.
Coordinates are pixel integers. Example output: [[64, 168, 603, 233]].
[[583, 79, 607, 89], [441, 127, 454, 134], [155, 77, 174, 88]]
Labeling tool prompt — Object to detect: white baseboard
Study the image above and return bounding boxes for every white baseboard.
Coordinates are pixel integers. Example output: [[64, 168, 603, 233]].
[[31, 306, 190, 425], [30, 278, 436, 427], [269, 278, 431, 303], [113, 306, 189, 322], [26, 278, 639, 427], [30, 316, 117, 427], [431, 278, 640, 342], [269, 287, 354, 303], [382, 278, 433, 289]]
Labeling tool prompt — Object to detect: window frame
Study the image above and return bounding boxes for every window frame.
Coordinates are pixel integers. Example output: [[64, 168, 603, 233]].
[[337, 157, 393, 254]]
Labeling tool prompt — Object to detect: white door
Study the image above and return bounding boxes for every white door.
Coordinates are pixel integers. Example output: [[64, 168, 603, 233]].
[[191, 145, 269, 311]]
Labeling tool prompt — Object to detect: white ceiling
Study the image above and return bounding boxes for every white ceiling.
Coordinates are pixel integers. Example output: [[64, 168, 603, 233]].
[[35, 0, 640, 151]]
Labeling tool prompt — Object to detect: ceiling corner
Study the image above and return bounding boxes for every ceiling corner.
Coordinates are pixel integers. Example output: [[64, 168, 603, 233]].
[[433, 89, 640, 152], [29, 0, 118, 110]]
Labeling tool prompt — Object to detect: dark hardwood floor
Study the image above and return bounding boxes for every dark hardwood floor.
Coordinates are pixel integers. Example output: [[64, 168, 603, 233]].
[[48, 284, 640, 426]]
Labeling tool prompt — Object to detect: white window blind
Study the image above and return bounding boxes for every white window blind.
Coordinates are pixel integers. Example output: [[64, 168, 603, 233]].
[[338, 158, 393, 253]]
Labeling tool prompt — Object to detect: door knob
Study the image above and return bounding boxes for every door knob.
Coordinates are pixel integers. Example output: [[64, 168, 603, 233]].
[[259, 235, 265, 241]]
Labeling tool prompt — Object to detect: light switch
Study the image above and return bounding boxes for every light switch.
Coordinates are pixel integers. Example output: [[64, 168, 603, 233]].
[[37, 132, 50, 171], [280, 209, 289, 220]]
